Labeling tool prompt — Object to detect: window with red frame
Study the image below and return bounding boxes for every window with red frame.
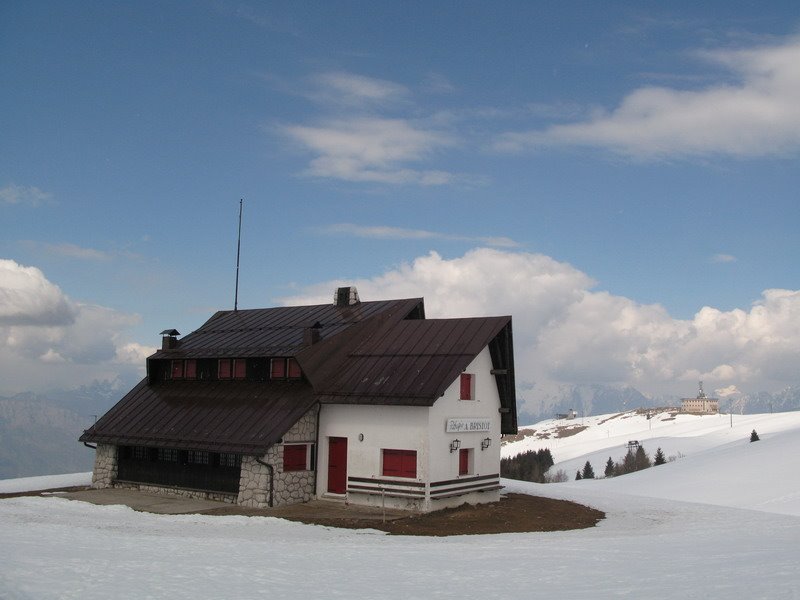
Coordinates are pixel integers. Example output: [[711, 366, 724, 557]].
[[270, 358, 286, 379], [382, 449, 417, 478], [233, 359, 246, 379], [287, 357, 301, 379], [184, 359, 197, 380], [283, 444, 308, 472], [171, 360, 184, 379], [218, 359, 232, 379], [219, 359, 246, 380], [460, 373, 474, 400]]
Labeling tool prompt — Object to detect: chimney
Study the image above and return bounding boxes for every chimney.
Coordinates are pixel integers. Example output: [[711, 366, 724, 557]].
[[160, 329, 180, 350], [334, 286, 360, 307], [303, 321, 322, 346]]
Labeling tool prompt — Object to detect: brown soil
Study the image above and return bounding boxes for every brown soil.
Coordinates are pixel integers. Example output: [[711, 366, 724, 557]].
[[206, 493, 605, 536], [2, 488, 604, 537]]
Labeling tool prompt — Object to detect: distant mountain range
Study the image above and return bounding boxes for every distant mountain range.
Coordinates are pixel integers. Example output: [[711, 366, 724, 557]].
[[0, 376, 137, 479], [516, 382, 800, 425], [2, 376, 799, 478]]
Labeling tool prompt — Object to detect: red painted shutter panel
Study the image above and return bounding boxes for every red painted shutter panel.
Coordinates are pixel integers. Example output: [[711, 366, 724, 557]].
[[459, 448, 469, 475], [460, 374, 473, 399]]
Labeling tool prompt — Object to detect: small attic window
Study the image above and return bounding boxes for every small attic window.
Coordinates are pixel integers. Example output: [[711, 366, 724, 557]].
[[287, 358, 301, 379], [460, 373, 474, 400], [271, 358, 286, 379]]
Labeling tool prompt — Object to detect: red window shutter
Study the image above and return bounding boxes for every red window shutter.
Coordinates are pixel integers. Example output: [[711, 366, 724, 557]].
[[171, 360, 184, 379], [218, 359, 232, 379], [283, 445, 307, 472], [184, 360, 197, 380], [383, 449, 416, 478], [287, 358, 301, 379], [271, 358, 286, 379], [234, 359, 247, 379], [460, 373, 473, 400], [459, 448, 469, 475]]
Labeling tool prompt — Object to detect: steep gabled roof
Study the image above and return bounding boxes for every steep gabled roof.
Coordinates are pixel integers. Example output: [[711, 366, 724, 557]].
[[299, 315, 518, 433]]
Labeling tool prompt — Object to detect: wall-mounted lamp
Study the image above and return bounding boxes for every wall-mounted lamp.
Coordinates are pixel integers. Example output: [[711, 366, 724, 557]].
[[481, 437, 492, 451], [449, 439, 461, 453]]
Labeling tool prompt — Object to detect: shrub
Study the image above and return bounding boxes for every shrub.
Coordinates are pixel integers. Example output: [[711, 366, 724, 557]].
[[750, 429, 760, 442]]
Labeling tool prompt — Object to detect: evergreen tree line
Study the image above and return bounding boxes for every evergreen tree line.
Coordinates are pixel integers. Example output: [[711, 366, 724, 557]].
[[578, 446, 667, 480], [501, 448, 554, 483]]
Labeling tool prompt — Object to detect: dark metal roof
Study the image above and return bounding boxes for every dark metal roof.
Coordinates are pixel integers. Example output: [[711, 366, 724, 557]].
[[150, 298, 424, 359], [80, 379, 317, 454]]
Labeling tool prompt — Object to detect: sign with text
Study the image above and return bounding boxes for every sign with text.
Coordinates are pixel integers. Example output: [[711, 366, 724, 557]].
[[445, 418, 491, 433]]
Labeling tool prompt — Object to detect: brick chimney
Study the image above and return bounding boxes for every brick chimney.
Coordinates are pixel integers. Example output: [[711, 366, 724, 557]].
[[159, 329, 180, 350], [334, 286, 360, 307], [303, 321, 322, 346]]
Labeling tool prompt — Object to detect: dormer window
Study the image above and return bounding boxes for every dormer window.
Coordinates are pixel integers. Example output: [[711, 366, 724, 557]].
[[270, 357, 302, 379], [287, 358, 301, 379], [170, 359, 197, 380], [218, 359, 246, 380]]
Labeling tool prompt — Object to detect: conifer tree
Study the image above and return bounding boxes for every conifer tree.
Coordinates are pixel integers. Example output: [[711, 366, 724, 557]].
[[575, 470, 582, 480], [750, 429, 760, 442], [634, 445, 652, 471], [654, 447, 666, 465], [582, 460, 595, 479], [604, 456, 615, 477], [622, 448, 637, 474]]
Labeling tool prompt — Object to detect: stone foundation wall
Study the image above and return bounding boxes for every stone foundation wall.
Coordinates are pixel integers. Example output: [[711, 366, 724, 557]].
[[91, 443, 118, 488], [237, 407, 317, 508], [113, 481, 237, 504]]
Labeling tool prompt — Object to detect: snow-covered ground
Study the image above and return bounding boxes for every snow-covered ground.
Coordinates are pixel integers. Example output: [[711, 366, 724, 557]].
[[1, 411, 799, 599]]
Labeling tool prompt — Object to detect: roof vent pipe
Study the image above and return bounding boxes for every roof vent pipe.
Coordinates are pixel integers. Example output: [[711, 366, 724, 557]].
[[160, 329, 180, 350], [334, 286, 360, 307]]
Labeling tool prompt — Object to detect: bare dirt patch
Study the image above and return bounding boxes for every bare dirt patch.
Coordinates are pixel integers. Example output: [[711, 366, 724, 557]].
[[206, 493, 605, 536]]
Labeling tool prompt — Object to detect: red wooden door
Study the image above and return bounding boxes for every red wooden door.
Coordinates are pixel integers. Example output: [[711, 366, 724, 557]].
[[327, 437, 348, 494], [459, 448, 469, 475]]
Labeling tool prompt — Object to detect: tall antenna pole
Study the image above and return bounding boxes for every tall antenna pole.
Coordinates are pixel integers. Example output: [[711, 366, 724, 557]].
[[234, 198, 243, 311]]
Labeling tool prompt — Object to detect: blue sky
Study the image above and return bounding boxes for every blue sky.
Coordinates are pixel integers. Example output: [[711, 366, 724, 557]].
[[1, 2, 799, 404]]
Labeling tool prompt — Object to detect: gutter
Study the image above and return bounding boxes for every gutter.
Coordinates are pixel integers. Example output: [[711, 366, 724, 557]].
[[83, 442, 97, 450], [313, 402, 322, 493], [255, 457, 274, 508]]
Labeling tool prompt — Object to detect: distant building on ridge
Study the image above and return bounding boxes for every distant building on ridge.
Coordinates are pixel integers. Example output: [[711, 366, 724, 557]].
[[681, 381, 719, 414]]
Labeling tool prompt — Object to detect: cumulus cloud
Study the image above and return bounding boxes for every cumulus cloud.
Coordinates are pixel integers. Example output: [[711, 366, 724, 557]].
[[0, 259, 156, 394], [282, 117, 456, 185], [0, 184, 52, 206], [318, 223, 521, 248], [495, 37, 800, 159], [279, 248, 800, 404]]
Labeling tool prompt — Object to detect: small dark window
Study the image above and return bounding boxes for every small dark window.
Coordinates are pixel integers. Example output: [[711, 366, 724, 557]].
[[218, 452, 240, 468], [287, 358, 302, 379], [271, 358, 286, 379], [283, 444, 308, 472], [171, 360, 184, 379], [185, 359, 197, 380], [132, 446, 150, 461], [187, 450, 209, 465], [218, 359, 232, 379], [157, 448, 179, 463]]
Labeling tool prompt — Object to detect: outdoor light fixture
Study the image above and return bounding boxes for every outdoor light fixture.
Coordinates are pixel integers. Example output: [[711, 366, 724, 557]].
[[358, 433, 364, 442], [449, 439, 461, 453], [481, 437, 492, 450]]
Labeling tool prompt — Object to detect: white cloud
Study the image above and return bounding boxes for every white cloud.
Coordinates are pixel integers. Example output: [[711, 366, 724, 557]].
[[279, 248, 800, 406], [312, 72, 409, 107], [319, 223, 521, 248], [711, 253, 737, 263], [0, 184, 52, 206], [282, 117, 457, 185], [0, 259, 156, 394], [495, 37, 800, 159]]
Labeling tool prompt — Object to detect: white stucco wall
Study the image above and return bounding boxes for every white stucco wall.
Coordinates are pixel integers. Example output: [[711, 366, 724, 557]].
[[427, 347, 502, 484]]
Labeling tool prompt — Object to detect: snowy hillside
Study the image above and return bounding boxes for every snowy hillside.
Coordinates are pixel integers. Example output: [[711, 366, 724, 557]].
[[2, 412, 800, 598], [503, 408, 800, 515]]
